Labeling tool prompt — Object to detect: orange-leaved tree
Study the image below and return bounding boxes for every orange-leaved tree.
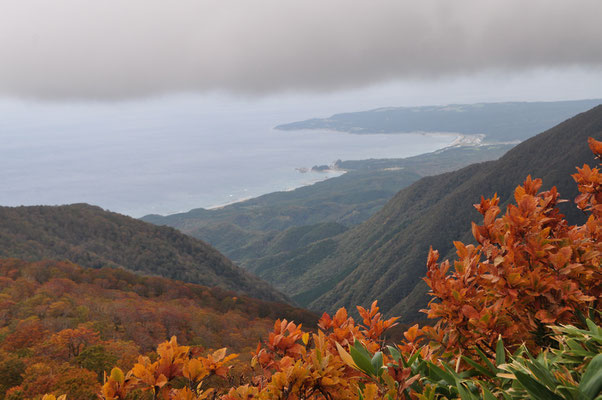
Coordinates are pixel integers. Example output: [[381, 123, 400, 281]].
[[423, 137, 601, 355], [100, 303, 410, 399], [100, 336, 238, 400]]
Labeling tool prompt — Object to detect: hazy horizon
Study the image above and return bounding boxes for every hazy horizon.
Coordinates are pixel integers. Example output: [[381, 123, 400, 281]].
[[2, 1, 602, 100], [2, 93, 462, 217], [2, 1, 602, 217]]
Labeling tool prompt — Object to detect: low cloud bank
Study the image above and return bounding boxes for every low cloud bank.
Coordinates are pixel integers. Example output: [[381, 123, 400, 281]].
[[1, 0, 601, 99]]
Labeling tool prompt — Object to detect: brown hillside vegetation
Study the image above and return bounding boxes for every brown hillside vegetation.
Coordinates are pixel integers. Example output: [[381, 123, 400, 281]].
[[0, 259, 317, 399], [0, 204, 286, 303]]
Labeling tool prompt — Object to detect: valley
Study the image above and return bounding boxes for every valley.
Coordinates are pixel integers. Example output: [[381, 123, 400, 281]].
[[143, 103, 602, 324]]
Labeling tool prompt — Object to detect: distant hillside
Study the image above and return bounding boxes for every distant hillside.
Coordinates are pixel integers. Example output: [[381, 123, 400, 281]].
[[0, 258, 316, 350], [143, 144, 513, 267], [263, 105, 602, 322], [276, 99, 602, 142], [0, 204, 287, 303], [0, 258, 318, 399]]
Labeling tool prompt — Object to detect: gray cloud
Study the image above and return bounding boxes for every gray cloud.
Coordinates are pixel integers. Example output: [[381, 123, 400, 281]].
[[1, 0, 601, 99]]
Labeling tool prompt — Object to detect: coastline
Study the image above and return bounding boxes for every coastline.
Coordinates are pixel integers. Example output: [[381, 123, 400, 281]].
[[206, 196, 254, 210], [187, 133, 492, 213], [206, 169, 347, 211], [142, 131, 462, 217], [278, 126, 525, 148], [202, 133, 509, 213]]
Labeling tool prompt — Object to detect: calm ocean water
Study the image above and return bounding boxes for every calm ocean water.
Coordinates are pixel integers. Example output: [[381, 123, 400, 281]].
[[1, 95, 456, 217]]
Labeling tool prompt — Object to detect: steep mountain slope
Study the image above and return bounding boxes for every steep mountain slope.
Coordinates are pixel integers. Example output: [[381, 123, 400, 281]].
[[276, 99, 602, 142], [0, 204, 287, 303], [269, 105, 602, 321]]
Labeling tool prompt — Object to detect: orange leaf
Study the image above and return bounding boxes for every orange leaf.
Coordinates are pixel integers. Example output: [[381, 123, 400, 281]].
[[403, 324, 421, 342], [588, 137, 602, 157]]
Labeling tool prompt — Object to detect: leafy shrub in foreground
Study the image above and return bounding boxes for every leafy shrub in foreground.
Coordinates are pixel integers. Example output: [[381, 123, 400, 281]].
[[424, 138, 601, 356]]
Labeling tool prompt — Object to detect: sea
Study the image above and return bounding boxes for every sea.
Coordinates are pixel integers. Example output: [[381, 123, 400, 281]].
[[1, 94, 457, 217]]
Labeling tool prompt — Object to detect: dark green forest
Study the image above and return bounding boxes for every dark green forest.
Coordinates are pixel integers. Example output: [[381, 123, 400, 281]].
[[0, 205, 286, 303]]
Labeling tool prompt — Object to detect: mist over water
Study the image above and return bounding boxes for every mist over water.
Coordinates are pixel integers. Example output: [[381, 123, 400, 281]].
[[1, 95, 456, 217]]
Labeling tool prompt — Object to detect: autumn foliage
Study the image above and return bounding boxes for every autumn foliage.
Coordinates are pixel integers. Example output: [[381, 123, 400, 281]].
[[6, 138, 602, 399], [0, 259, 316, 399], [87, 139, 602, 399], [98, 302, 407, 399], [424, 138, 601, 354]]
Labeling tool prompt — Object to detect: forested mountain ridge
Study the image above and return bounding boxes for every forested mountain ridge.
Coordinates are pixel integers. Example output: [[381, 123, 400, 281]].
[[266, 105, 602, 321], [0, 204, 287, 303], [276, 99, 602, 142]]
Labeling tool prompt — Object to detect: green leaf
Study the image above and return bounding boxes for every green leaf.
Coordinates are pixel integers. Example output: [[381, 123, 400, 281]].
[[354, 339, 373, 360], [371, 351, 384, 376], [350, 342, 375, 376], [525, 359, 559, 389], [555, 385, 585, 400], [461, 355, 496, 378], [580, 354, 602, 399], [512, 344, 528, 359], [407, 351, 422, 367], [586, 319, 598, 333], [479, 383, 497, 400], [496, 337, 506, 366], [426, 362, 456, 386], [387, 345, 401, 364], [514, 371, 564, 400], [475, 346, 497, 374], [456, 380, 478, 400]]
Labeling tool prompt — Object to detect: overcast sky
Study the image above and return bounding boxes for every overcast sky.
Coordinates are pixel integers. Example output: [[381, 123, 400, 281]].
[[1, 0, 602, 100]]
